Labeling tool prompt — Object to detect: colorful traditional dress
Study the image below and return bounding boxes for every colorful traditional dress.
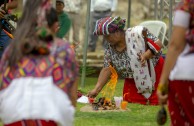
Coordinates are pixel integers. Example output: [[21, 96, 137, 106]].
[[104, 28, 164, 105], [0, 38, 78, 126], [167, 0, 194, 125], [93, 16, 163, 105]]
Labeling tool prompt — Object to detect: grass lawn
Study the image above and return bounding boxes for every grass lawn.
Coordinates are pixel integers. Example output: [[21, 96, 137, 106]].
[[75, 77, 170, 126]]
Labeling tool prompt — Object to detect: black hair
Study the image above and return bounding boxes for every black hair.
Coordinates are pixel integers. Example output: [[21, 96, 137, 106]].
[[6, 0, 59, 67], [46, 7, 58, 27]]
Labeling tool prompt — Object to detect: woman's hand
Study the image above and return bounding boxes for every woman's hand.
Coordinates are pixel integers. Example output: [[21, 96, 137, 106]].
[[0, 6, 6, 19], [157, 82, 169, 105], [87, 67, 111, 98], [157, 90, 168, 105], [50, 22, 59, 33], [140, 54, 147, 66], [138, 52, 147, 67], [87, 88, 99, 98]]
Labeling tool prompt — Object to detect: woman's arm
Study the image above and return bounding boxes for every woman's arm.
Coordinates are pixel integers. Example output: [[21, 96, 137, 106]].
[[0, 0, 18, 19], [157, 26, 187, 104], [88, 67, 111, 98], [88, 46, 112, 98], [7, 0, 18, 10], [141, 28, 163, 64], [55, 40, 79, 107], [160, 26, 186, 85], [142, 39, 162, 60], [69, 78, 78, 107]]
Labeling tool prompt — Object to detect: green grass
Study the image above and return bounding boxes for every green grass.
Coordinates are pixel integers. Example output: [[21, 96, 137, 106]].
[[75, 77, 170, 126]]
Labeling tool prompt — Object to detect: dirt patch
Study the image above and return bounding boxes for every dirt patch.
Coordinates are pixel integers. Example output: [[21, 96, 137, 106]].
[[80, 105, 131, 112]]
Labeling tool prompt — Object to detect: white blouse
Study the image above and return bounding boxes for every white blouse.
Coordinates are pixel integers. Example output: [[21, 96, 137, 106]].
[[0, 76, 75, 126], [169, 10, 194, 81]]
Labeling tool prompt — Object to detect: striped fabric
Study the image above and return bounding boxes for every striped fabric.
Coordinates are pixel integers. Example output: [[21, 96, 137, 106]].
[[93, 16, 126, 35], [147, 38, 161, 54]]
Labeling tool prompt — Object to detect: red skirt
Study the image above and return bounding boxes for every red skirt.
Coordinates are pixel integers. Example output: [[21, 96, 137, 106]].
[[123, 56, 164, 105], [4, 120, 57, 126], [168, 80, 194, 126]]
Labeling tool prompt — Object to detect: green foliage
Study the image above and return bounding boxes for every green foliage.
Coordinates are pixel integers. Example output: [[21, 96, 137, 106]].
[[79, 66, 99, 76]]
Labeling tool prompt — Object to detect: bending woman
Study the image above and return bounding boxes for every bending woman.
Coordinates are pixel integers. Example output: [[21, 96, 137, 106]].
[[88, 17, 164, 105]]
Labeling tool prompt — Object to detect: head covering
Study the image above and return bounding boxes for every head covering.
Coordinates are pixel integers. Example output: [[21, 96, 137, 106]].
[[56, 0, 64, 4], [93, 16, 126, 35]]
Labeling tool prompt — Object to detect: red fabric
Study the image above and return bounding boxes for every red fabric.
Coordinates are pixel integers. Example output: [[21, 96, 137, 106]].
[[147, 38, 161, 51], [123, 56, 164, 105], [5, 120, 57, 126], [168, 80, 194, 126]]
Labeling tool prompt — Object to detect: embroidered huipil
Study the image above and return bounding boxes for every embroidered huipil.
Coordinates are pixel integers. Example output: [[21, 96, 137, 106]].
[[0, 39, 78, 94], [0, 39, 78, 126], [104, 30, 161, 79]]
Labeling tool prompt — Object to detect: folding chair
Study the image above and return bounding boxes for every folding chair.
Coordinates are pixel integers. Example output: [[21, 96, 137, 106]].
[[139, 20, 167, 48]]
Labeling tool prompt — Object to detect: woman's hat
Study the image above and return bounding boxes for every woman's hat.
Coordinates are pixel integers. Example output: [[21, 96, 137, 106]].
[[93, 16, 126, 35]]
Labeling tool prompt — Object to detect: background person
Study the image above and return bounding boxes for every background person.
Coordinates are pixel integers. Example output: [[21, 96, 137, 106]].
[[0, 0, 18, 58], [157, 0, 194, 125], [56, 0, 71, 39], [88, 17, 164, 105], [88, 0, 118, 52], [0, 0, 78, 126], [64, 0, 81, 47]]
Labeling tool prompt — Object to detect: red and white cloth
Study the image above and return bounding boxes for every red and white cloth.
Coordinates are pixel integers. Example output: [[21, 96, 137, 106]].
[[125, 26, 156, 99]]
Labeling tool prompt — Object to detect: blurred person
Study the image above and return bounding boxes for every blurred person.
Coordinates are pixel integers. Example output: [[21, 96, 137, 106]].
[[88, 0, 118, 52], [56, 0, 71, 39], [0, 0, 18, 58], [64, 0, 81, 47], [88, 17, 164, 105], [23, 0, 26, 5], [157, 0, 194, 125], [0, 0, 78, 126]]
